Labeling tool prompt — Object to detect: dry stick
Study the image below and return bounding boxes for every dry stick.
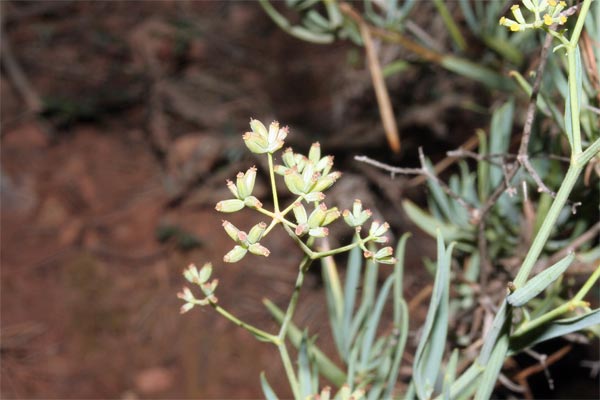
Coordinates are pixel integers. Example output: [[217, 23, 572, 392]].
[[409, 134, 481, 187], [340, 3, 401, 153], [513, 345, 573, 399], [355, 148, 479, 220], [477, 31, 555, 287]]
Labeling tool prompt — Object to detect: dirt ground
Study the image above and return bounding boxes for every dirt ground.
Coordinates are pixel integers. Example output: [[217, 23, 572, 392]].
[[1, 1, 597, 399]]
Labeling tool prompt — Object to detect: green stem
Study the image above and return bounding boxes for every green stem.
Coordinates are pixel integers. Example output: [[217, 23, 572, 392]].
[[512, 163, 582, 287], [211, 303, 279, 343], [567, 46, 582, 154], [268, 153, 280, 213], [278, 254, 313, 341], [312, 235, 374, 258], [569, 0, 593, 48], [577, 137, 600, 167], [277, 342, 301, 399]]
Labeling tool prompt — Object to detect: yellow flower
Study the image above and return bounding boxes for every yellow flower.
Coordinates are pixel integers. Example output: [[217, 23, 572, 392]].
[[544, 14, 554, 25]]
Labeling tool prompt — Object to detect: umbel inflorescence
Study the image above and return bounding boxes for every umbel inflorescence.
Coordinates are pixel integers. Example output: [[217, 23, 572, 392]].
[[178, 119, 395, 314]]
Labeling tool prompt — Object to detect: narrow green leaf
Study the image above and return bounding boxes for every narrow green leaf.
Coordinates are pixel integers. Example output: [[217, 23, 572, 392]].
[[441, 56, 515, 91], [260, 372, 279, 400], [475, 331, 510, 400], [343, 242, 363, 354], [322, 254, 345, 356], [298, 333, 314, 399], [507, 253, 575, 307], [359, 277, 394, 370], [402, 199, 464, 241], [489, 100, 514, 188], [384, 298, 409, 399], [442, 349, 459, 400], [412, 230, 454, 400], [510, 308, 600, 353], [478, 300, 508, 364]]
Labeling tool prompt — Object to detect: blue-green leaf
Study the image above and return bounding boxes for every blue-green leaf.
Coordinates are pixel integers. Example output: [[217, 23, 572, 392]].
[[260, 372, 279, 400], [507, 253, 575, 307]]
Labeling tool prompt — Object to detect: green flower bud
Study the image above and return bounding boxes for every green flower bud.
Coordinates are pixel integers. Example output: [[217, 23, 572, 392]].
[[215, 199, 245, 213], [198, 263, 213, 284], [295, 154, 308, 173], [201, 278, 219, 295], [222, 220, 241, 242], [374, 246, 396, 264], [303, 192, 325, 202], [309, 227, 329, 238], [223, 245, 248, 263], [243, 131, 268, 154], [312, 171, 341, 193], [226, 180, 239, 199], [244, 196, 262, 209], [177, 286, 196, 302], [284, 167, 305, 195], [274, 164, 289, 175], [183, 264, 200, 284], [282, 148, 296, 168], [307, 203, 328, 228], [308, 142, 321, 164], [369, 221, 389, 237], [343, 199, 372, 227], [250, 118, 268, 137], [248, 243, 270, 257], [295, 223, 309, 236], [292, 202, 308, 225], [322, 207, 341, 226], [236, 166, 257, 199], [248, 222, 267, 243], [316, 155, 334, 175]]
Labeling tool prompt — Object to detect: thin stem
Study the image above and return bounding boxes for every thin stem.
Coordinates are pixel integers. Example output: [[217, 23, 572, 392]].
[[513, 163, 582, 287], [312, 236, 372, 259], [572, 264, 600, 303], [278, 342, 301, 399], [278, 254, 313, 341], [268, 153, 280, 212], [567, 47, 583, 154], [282, 223, 316, 257], [577, 137, 600, 167], [569, 0, 593, 47], [210, 303, 279, 343]]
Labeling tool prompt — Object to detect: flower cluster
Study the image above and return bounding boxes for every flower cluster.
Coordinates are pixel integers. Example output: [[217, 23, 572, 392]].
[[222, 220, 270, 263], [275, 143, 341, 200], [499, 0, 568, 32], [215, 166, 262, 212], [243, 119, 288, 154], [178, 263, 218, 313], [292, 202, 340, 238]]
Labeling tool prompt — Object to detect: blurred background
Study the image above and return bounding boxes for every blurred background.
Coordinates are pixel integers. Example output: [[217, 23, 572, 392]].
[[1, 1, 597, 399]]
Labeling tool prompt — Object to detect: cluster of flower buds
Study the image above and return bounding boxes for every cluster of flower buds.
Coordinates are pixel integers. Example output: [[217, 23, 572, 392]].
[[243, 119, 288, 154], [342, 199, 373, 228], [222, 220, 270, 263], [215, 166, 262, 213], [292, 202, 341, 238], [500, 0, 568, 32], [275, 143, 341, 199], [178, 263, 218, 313]]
